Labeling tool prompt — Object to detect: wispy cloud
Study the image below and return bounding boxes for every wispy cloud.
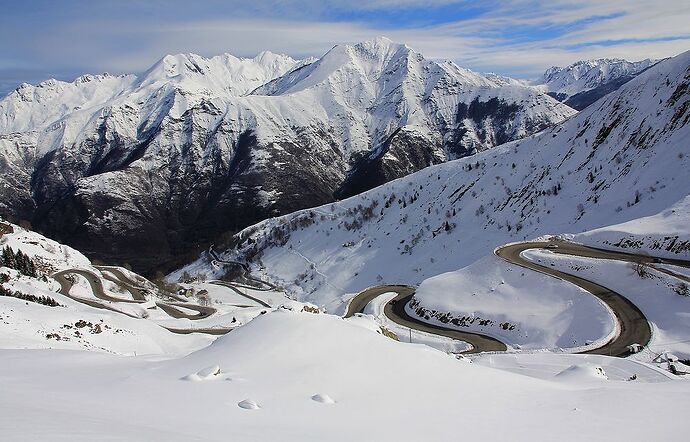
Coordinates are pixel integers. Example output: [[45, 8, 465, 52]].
[[0, 0, 688, 94]]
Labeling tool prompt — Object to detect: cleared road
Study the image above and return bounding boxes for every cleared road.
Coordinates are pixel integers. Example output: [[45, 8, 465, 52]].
[[51, 263, 280, 335], [208, 246, 277, 291], [345, 285, 507, 354], [209, 280, 271, 308], [53, 268, 216, 321], [495, 241, 652, 357], [347, 241, 690, 356]]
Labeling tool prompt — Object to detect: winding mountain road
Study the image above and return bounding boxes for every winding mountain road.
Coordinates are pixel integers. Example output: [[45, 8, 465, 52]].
[[52, 268, 217, 323], [210, 280, 271, 308], [345, 285, 507, 354], [208, 246, 278, 291], [51, 260, 278, 335], [52, 240, 688, 350], [496, 241, 651, 357], [347, 240, 690, 357]]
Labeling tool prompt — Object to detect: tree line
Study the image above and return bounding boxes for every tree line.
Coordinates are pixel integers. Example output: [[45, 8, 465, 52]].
[[1, 246, 38, 277]]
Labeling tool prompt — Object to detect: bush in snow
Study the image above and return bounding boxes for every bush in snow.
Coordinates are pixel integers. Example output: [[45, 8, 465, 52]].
[[673, 282, 689, 297], [631, 262, 652, 279], [0, 285, 62, 307]]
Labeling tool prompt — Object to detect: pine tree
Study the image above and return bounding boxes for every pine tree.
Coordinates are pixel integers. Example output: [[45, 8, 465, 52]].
[[0, 246, 37, 277]]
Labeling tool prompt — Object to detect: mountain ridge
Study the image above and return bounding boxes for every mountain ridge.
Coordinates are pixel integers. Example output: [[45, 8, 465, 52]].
[[179, 49, 690, 308], [534, 57, 659, 109], [0, 38, 574, 273]]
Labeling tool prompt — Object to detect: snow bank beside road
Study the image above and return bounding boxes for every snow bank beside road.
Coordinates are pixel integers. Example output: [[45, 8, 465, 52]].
[[576, 195, 690, 259], [412, 255, 615, 350]]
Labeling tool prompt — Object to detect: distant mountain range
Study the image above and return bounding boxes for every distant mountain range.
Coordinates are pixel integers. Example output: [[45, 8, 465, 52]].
[[0, 37, 659, 274], [534, 58, 659, 110], [189, 50, 689, 307]]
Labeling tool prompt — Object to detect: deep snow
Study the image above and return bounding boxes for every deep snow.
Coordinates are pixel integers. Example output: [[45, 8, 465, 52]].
[[2, 311, 689, 442]]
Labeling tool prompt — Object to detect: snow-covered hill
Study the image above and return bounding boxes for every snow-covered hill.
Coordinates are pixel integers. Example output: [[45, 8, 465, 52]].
[[534, 58, 658, 109], [179, 50, 690, 315], [0, 37, 573, 273], [0, 219, 302, 354], [3, 309, 688, 441]]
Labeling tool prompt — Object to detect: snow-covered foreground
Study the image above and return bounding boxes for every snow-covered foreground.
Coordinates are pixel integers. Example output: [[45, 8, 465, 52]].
[[1, 310, 688, 442]]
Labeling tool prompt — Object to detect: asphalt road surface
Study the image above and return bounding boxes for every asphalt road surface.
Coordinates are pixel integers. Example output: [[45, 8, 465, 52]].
[[53, 268, 216, 321], [210, 280, 271, 308], [346, 240, 690, 356], [345, 285, 507, 354], [495, 241, 654, 357]]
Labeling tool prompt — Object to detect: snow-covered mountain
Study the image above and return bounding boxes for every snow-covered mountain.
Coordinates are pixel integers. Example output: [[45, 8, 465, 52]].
[[0, 51, 306, 134], [180, 49, 690, 312], [0, 37, 573, 273], [534, 58, 658, 109]]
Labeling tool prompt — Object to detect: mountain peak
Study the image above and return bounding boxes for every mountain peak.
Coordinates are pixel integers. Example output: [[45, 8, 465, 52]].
[[253, 50, 294, 64], [136, 50, 303, 95], [536, 57, 660, 105], [353, 36, 409, 58]]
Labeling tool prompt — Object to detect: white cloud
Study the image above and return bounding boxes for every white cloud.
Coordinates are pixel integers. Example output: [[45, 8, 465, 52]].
[[1, 0, 689, 81]]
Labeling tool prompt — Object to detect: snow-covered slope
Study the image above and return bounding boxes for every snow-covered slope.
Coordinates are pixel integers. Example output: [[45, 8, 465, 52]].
[[0, 52, 302, 134], [181, 50, 690, 312], [0, 74, 136, 134], [534, 58, 658, 109], [0, 38, 573, 273], [576, 195, 690, 258], [538, 58, 657, 98], [2, 310, 688, 441]]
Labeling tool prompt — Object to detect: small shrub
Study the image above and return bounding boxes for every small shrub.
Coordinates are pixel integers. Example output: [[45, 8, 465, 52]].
[[631, 262, 651, 279], [0, 285, 62, 307], [378, 326, 399, 341], [673, 282, 689, 297]]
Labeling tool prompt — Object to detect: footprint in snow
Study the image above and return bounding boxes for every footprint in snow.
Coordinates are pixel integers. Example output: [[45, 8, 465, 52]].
[[311, 394, 335, 404], [225, 376, 248, 382], [182, 365, 223, 381], [238, 399, 261, 410]]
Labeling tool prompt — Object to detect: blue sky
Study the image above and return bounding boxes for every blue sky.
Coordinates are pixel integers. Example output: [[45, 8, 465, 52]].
[[1, 0, 689, 95]]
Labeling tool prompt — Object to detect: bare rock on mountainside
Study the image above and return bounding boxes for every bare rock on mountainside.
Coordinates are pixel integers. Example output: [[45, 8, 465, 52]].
[[0, 38, 573, 274]]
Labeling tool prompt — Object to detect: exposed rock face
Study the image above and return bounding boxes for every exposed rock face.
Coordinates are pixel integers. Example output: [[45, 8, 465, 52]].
[[0, 38, 574, 273], [190, 51, 690, 306]]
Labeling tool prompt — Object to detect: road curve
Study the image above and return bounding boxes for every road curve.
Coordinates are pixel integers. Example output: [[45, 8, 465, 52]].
[[54, 269, 143, 304], [94, 267, 148, 301], [345, 285, 507, 354], [52, 268, 216, 321], [348, 241, 690, 356], [208, 247, 277, 291], [495, 241, 656, 357], [95, 266, 191, 302], [209, 280, 271, 308]]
